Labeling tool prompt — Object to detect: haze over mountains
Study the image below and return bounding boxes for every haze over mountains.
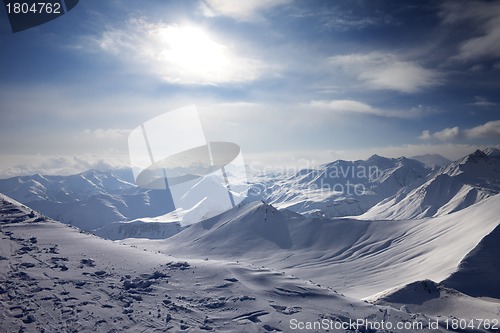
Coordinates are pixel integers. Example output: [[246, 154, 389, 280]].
[[1, 148, 500, 332], [0, 149, 498, 237]]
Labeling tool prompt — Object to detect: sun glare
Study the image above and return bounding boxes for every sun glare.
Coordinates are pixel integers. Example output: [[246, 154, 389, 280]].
[[150, 25, 229, 82]]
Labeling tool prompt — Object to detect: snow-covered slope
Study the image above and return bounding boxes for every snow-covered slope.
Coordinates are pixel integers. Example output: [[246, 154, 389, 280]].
[[0, 149, 497, 239], [0, 155, 428, 234], [368, 280, 500, 320], [442, 224, 500, 299], [24, 190, 176, 231], [0, 170, 175, 232], [361, 150, 500, 220], [0, 169, 135, 202], [3, 193, 474, 333], [160, 202, 298, 255], [128, 194, 500, 299], [252, 155, 430, 218]]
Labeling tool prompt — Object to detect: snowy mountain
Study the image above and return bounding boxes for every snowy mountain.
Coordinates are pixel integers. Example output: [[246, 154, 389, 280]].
[[442, 224, 500, 299], [369, 280, 500, 320], [0, 169, 175, 231], [411, 153, 452, 168], [3, 192, 479, 333], [0, 169, 135, 202], [128, 194, 500, 299], [0, 149, 498, 240], [2, 146, 499, 330], [361, 149, 500, 220], [252, 155, 431, 218]]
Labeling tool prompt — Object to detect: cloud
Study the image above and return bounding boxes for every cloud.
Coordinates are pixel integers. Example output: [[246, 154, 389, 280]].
[[466, 120, 500, 138], [321, 13, 395, 32], [89, 18, 270, 85], [419, 130, 432, 140], [420, 120, 500, 141], [84, 128, 131, 140], [309, 99, 438, 118], [469, 96, 498, 107], [310, 99, 378, 114], [433, 126, 462, 141], [246, 143, 488, 170], [3, 144, 491, 178], [328, 52, 441, 93], [469, 64, 485, 71], [0, 154, 130, 178], [289, 5, 396, 31], [353, 143, 488, 162], [199, 0, 291, 21], [441, 1, 500, 61]]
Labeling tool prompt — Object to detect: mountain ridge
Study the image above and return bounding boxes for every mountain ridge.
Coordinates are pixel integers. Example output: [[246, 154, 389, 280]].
[[125, 193, 500, 298], [360, 149, 500, 220], [0, 148, 498, 238], [410, 153, 452, 168]]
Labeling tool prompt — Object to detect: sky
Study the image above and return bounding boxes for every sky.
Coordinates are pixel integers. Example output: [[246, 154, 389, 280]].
[[1, 0, 500, 177]]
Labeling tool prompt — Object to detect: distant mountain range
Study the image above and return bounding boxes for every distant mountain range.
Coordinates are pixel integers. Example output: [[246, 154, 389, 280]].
[[253, 154, 431, 218], [410, 153, 452, 168], [2, 148, 499, 330], [361, 149, 500, 220], [122, 191, 500, 299], [0, 149, 499, 240], [0, 169, 175, 231]]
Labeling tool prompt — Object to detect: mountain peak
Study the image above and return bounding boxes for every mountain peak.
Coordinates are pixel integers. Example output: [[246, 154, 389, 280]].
[[410, 154, 451, 168], [437, 148, 500, 181], [396, 156, 418, 165], [244, 200, 281, 218], [366, 154, 392, 166], [460, 149, 488, 165], [368, 154, 385, 160], [472, 149, 487, 157]]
